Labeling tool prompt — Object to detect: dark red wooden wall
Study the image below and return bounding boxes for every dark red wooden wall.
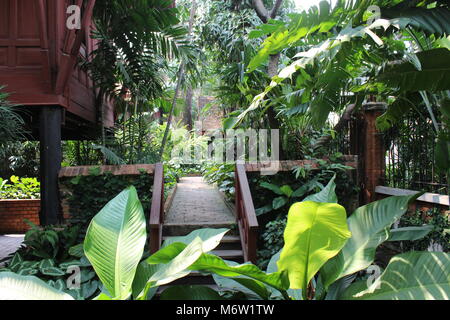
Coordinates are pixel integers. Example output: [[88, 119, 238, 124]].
[[0, 0, 114, 136]]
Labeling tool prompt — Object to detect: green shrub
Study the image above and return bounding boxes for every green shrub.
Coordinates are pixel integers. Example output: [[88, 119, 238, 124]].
[[258, 218, 287, 269], [60, 169, 154, 233], [15, 222, 80, 261], [0, 176, 40, 199], [0, 222, 100, 300], [398, 208, 449, 252], [201, 163, 235, 199]]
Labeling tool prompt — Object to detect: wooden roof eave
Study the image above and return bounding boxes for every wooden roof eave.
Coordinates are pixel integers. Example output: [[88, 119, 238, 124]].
[[55, 0, 96, 95], [36, 0, 52, 93]]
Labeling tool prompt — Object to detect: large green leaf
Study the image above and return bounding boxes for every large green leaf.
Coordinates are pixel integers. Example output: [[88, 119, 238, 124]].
[[435, 132, 450, 174], [135, 229, 231, 299], [267, 250, 302, 300], [388, 225, 434, 242], [376, 94, 420, 131], [378, 48, 450, 92], [259, 182, 284, 195], [213, 274, 270, 300], [160, 285, 225, 300], [343, 252, 450, 300], [212, 259, 271, 300], [383, 7, 450, 36], [131, 261, 160, 300], [302, 175, 337, 203], [277, 201, 351, 298], [0, 272, 74, 300], [161, 228, 230, 252], [320, 193, 421, 289], [138, 237, 205, 300], [190, 254, 289, 293], [272, 196, 288, 210], [84, 186, 147, 300]]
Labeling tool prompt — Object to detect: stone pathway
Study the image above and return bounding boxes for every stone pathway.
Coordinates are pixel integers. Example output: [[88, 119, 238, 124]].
[[0, 235, 24, 265], [165, 177, 235, 224]]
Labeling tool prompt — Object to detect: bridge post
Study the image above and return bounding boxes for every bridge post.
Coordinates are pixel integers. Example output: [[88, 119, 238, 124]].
[[360, 103, 387, 204], [39, 106, 63, 225]]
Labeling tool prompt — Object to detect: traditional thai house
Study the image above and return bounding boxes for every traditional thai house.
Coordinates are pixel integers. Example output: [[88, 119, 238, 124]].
[[0, 0, 113, 225]]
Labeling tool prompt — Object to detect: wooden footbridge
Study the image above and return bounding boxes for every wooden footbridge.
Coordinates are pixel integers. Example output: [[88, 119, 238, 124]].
[[149, 163, 259, 264]]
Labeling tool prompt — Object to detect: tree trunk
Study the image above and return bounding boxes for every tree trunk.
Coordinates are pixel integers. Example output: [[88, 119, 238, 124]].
[[267, 53, 281, 132], [159, 0, 197, 160], [252, 0, 285, 159], [183, 87, 194, 131]]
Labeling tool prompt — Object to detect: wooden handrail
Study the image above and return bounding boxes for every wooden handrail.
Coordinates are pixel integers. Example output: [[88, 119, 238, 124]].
[[235, 163, 259, 263], [149, 163, 164, 254]]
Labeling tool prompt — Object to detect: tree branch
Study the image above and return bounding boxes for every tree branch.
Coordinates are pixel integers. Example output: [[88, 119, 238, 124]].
[[269, 0, 284, 19], [252, 0, 269, 23]]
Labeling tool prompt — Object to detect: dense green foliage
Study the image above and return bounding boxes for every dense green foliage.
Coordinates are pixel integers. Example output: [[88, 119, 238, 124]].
[[0, 86, 26, 146], [59, 170, 155, 233], [398, 208, 449, 252], [0, 176, 40, 200], [0, 223, 100, 300]]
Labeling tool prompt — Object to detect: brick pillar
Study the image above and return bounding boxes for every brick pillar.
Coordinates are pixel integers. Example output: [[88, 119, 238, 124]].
[[361, 103, 387, 204]]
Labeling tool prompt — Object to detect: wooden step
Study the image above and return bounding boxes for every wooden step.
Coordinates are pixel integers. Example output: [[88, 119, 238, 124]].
[[212, 250, 244, 260], [162, 235, 240, 243], [162, 235, 242, 250]]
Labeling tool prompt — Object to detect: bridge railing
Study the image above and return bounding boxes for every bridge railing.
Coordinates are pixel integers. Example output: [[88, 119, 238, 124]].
[[149, 163, 164, 254], [235, 163, 259, 263]]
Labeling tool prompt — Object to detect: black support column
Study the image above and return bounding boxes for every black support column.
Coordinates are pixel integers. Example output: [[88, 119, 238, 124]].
[[39, 106, 62, 225]]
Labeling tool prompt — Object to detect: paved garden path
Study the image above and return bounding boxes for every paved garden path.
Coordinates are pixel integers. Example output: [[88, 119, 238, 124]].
[[0, 235, 24, 266], [165, 177, 235, 224]]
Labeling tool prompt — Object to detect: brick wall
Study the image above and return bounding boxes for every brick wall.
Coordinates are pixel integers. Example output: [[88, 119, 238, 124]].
[[0, 200, 40, 234]]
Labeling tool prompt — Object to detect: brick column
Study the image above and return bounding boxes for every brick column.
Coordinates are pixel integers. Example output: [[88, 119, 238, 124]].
[[361, 103, 387, 204]]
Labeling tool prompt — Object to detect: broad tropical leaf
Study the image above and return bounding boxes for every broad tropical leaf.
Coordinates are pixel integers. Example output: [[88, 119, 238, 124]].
[[302, 175, 337, 203], [388, 225, 434, 242], [273, 196, 288, 210], [267, 250, 302, 300], [213, 259, 271, 300], [259, 182, 284, 195], [343, 252, 450, 300], [84, 186, 147, 300], [278, 201, 351, 298], [377, 48, 450, 92], [132, 261, 160, 300], [435, 132, 450, 174], [138, 237, 204, 299], [376, 94, 420, 131], [160, 285, 225, 300], [383, 7, 450, 36], [320, 193, 421, 289], [190, 253, 289, 293], [161, 228, 230, 252], [213, 274, 270, 300], [0, 272, 74, 300]]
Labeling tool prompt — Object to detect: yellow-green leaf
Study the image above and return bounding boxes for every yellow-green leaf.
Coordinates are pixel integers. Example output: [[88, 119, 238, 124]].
[[278, 201, 351, 298]]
